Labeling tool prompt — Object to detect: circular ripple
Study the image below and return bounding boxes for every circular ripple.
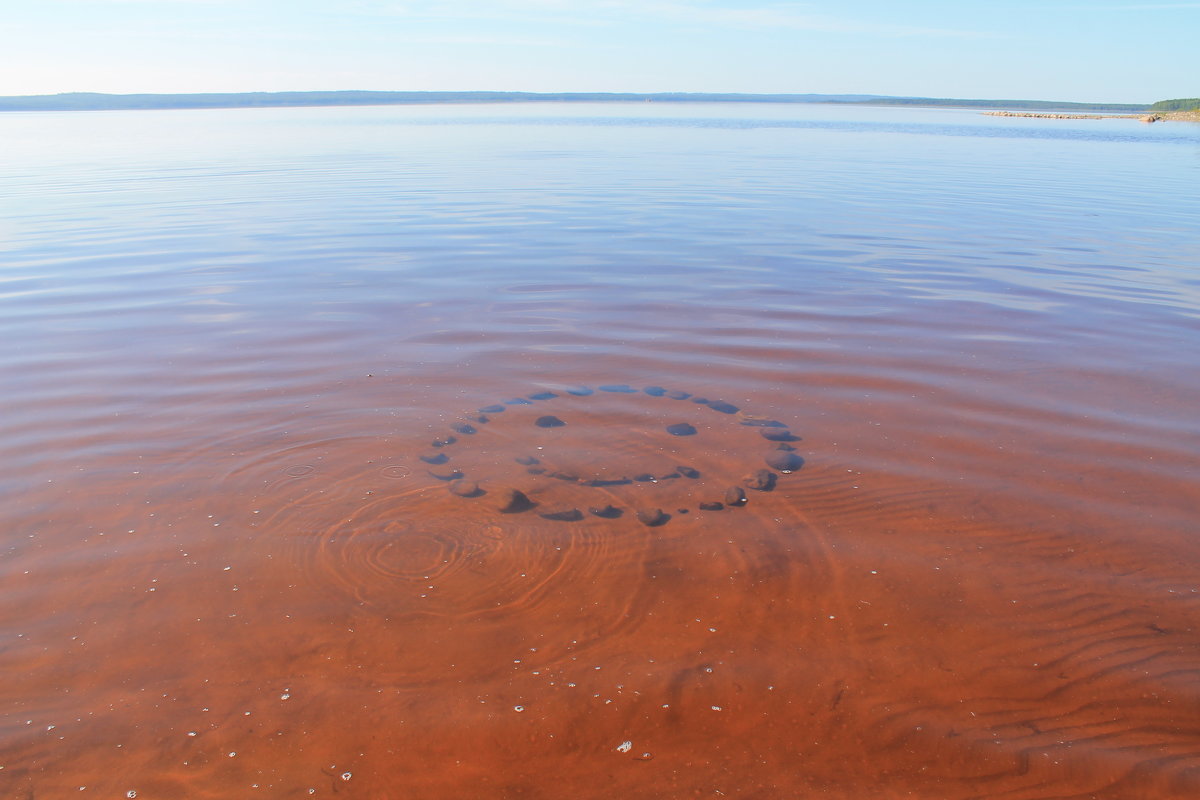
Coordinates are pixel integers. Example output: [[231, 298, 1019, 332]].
[[379, 464, 411, 479]]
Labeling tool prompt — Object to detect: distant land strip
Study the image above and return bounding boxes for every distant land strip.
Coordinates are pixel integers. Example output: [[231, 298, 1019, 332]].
[[0, 90, 1152, 114]]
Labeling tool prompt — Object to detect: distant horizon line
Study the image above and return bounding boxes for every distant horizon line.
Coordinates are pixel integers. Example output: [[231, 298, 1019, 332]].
[[0, 90, 1153, 113]]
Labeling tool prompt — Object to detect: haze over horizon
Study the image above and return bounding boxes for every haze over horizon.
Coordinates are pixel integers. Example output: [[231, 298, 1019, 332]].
[[2, 1, 1196, 104]]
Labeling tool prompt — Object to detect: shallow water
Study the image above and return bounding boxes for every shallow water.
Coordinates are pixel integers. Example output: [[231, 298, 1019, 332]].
[[2, 102, 1199, 798]]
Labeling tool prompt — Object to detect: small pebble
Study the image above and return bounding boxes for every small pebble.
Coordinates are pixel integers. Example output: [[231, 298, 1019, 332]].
[[665, 422, 697, 436], [725, 486, 748, 506], [637, 508, 669, 527], [765, 451, 804, 472], [535, 415, 566, 428]]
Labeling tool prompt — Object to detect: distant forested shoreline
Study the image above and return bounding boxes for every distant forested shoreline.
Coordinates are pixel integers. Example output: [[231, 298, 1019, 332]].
[[0, 90, 1153, 113]]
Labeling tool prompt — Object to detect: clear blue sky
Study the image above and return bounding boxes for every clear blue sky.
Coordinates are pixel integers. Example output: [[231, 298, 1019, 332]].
[[2, 0, 1196, 102]]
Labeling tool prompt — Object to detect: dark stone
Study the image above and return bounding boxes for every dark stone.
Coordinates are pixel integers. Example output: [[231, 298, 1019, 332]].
[[699, 501, 724, 511], [637, 508, 669, 527], [589, 505, 623, 519], [448, 480, 481, 498], [515, 455, 540, 466], [451, 423, 477, 435], [526, 467, 546, 475], [430, 468, 465, 481], [535, 415, 566, 428], [496, 488, 534, 513], [725, 486, 748, 506], [431, 436, 457, 448], [765, 451, 804, 472], [420, 453, 449, 465], [677, 508, 690, 514], [567, 386, 594, 396], [468, 414, 490, 424], [775, 443, 796, 451], [634, 473, 656, 482], [540, 508, 583, 522], [643, 386, 667, 396], [658, 472, 680, 480], [599, 384, 637, 393], [707, 401, 739, 415], [761, 428, 797, 442], [529, 391, 558, 401], [677, 466, 700, 479], [665, 422, 697, 436], [584, 478, 632, 487], [691, 396, 710, 404], [742, 469, 777, 491], [479, 404, 506, 414], [505, 398, 534, 406], [740, 419, 786, 428], [666, 390, 691, 400], [550, 471, 579, 482]]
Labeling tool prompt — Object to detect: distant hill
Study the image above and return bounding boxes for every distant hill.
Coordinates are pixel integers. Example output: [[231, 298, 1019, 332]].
[[0, 90, 1149, 114], [1149, 98, 1200, 112]]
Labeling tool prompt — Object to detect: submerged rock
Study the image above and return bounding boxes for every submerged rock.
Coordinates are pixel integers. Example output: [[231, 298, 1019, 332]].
[[677, 465, 700, 479], [567, 386, 594, 396], [666, 390, 692, 400], [698, 501, 724, 511], [707, 401, 739, 415], [429, 468, 465, 481], [761, 428, 796, 442], [535, 415, 566, 428], [496, 488, 534, 513], [740, 418, 786, 428], [505, 398, 534, 406], [540, 508, 583, 522], [599, 384, 637, 393], [515, 455, 540, 466], [643, 386, 667, 396], [724, 486, 748, 506], [589, 504, 623, 519], [450, 423, 477, 435], [742, 469, 777, 491], [637, 508, 669, 527], [420, 453, 449, 465], [448, 479, 481, 497], [431, 436, 457, 448], [765, 451, 804, 473], [529, 391, 558, 401], [665, 422, 697, 436], [479, 404, 506, 414]]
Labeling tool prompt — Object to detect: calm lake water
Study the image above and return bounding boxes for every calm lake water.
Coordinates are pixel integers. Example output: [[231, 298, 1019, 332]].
[[2, 102, 1199, 798]]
